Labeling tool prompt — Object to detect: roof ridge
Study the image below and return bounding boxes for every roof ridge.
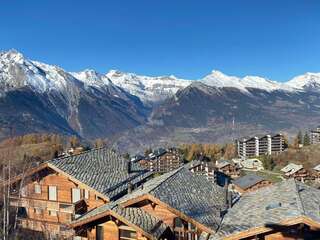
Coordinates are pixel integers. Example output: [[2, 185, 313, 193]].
[[48, 146, 110, 163], [293, 179, 306, 215], [148, 166, 185, 193]]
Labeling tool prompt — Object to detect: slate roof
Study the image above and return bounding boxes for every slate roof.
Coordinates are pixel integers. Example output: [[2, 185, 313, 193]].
[[48, 148, 152, 200], [240, 158, 263, 170], [216, 160, 231, 169], [233, 174, 266, 190], [72, 201, 169, 240], [281, 163, 303, 175], [314, 164, 320, 172], [119, 167, 226, 231], [211, 179, 320, 239]]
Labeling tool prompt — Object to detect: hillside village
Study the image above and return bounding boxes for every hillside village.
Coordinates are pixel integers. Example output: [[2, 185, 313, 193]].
[[1, 126, 320, 240]]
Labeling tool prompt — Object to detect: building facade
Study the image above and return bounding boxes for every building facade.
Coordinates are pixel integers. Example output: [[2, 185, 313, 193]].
[[310, 126, 320, 145], [8, 148, 152, 238], [236, 134, 285, 159], [139, 148, 183, 173]]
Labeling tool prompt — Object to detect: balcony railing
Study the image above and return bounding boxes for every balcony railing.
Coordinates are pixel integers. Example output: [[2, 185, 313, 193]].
[[17, 217, 74, 237], [10, 195, 87, 216]]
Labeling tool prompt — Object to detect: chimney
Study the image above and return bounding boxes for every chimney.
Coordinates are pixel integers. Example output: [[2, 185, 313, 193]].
[[127, 160, 132, 174], [228, 191, 233, 208], [128, 182, 133, 193]]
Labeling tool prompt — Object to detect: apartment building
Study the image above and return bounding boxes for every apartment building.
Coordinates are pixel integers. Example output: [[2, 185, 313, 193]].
[[310, 126, 320, 145], [236, 133, 285, 159]]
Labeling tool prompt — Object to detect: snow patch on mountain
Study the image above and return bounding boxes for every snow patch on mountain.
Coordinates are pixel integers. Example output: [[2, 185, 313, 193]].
[[106, 70, 192, 104], [71, 69, 113, 88], [286, 72, 320, 91], [201, 70, 294, 93]]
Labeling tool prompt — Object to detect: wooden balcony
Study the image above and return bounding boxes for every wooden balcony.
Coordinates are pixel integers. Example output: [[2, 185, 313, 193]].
[[17, 217, 74, 237], [10, 195, 88, 216]]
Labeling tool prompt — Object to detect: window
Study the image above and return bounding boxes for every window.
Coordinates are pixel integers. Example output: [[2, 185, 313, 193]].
[[119, 229, 137, 240], [34, 184, 41, 194], [96, 225, 104, 240], [48, 186, 57, 201], [119, 225, 137, 240], [83, 189, 89, 199], [174, 218, 184, 228], [34, 208, 42, 215], [48, 210, 57, 216], [72, 188, 81, 203]]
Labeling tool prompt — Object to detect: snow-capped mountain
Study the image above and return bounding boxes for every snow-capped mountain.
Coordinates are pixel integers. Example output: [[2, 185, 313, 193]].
[[200, 70, 294, 93], [2, 49, 320, 147], [106, 70, 192, 105], [0, 50, 148, 139], [286, 72, 320, 91]]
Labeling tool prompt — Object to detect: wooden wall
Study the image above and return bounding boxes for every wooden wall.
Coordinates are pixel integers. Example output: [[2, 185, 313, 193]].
[[15, 168, 107, 229], [141, 202, 177, 228], [234, 180, 272, 194]]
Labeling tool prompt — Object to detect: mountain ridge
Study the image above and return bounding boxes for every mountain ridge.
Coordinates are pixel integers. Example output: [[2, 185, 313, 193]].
[[2, 49, 320, 151]]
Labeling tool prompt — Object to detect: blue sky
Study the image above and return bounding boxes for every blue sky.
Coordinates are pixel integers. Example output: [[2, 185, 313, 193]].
[[1, 0, 320, 81]]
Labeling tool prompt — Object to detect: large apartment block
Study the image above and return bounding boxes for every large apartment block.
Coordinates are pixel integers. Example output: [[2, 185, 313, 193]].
[[310, 126, 320, 145], [236, 133, 285, 159]]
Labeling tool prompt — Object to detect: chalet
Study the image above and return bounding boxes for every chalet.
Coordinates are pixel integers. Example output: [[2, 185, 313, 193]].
[[312, 164, 320, 181], [232, 174, 272, 194], [71, 167, 227, 240], [207, 179, 320, 240], [7, 148, 152, 239], [239, 158, 264, 171], [236, 133, 285, 159], [215, 160, 240, 179], [281, 163, 310, 181], [139, 148, 183, 173]]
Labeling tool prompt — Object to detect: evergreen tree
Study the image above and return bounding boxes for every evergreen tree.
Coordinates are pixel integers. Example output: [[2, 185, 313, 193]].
[[303, 132, 310, 146], [297, 130, 303, 145]]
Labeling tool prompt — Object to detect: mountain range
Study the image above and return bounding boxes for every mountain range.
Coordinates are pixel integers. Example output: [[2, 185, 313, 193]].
[[1, 49, 320, 151]]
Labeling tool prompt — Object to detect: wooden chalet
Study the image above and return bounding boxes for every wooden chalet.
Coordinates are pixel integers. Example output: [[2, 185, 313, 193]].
[[71, 167, 227, 240], [281, 163, 311, 181], [6, 148, 152, 239], [232, 174, 272, 194], [140, 148, 183, 174], [207, 179, 320, 240], [215, 161, 240, 179]]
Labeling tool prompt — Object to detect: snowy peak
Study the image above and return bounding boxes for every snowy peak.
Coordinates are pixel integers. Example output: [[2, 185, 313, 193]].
[[71, 69, 113, 87], [106, 69, 192, 104], [200, 70, 295, 92], [286, 72, 320, 91], [0, 50, 78, 93]]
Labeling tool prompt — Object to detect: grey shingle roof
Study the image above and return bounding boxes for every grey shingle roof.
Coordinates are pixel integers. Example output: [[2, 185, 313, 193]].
[[211, 179, 320, 239], [72, 201, 169, 239], [233, 174, 265, 190], [119, 167, 226, 231], [48, 148, 152, 200]]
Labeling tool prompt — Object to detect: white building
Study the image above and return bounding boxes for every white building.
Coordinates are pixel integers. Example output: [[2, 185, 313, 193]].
[[236, 133, 285, 159]]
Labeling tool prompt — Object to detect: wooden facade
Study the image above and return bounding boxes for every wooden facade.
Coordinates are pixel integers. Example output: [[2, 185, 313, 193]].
[[283, 168, 312, 181], [217, 164, 240, 179], [75, 214, 174, 240], [233, 179, 272, 194], [140, 150, 183, 174], [72, 194, 210, 240], [9, 165, 107, 238]]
